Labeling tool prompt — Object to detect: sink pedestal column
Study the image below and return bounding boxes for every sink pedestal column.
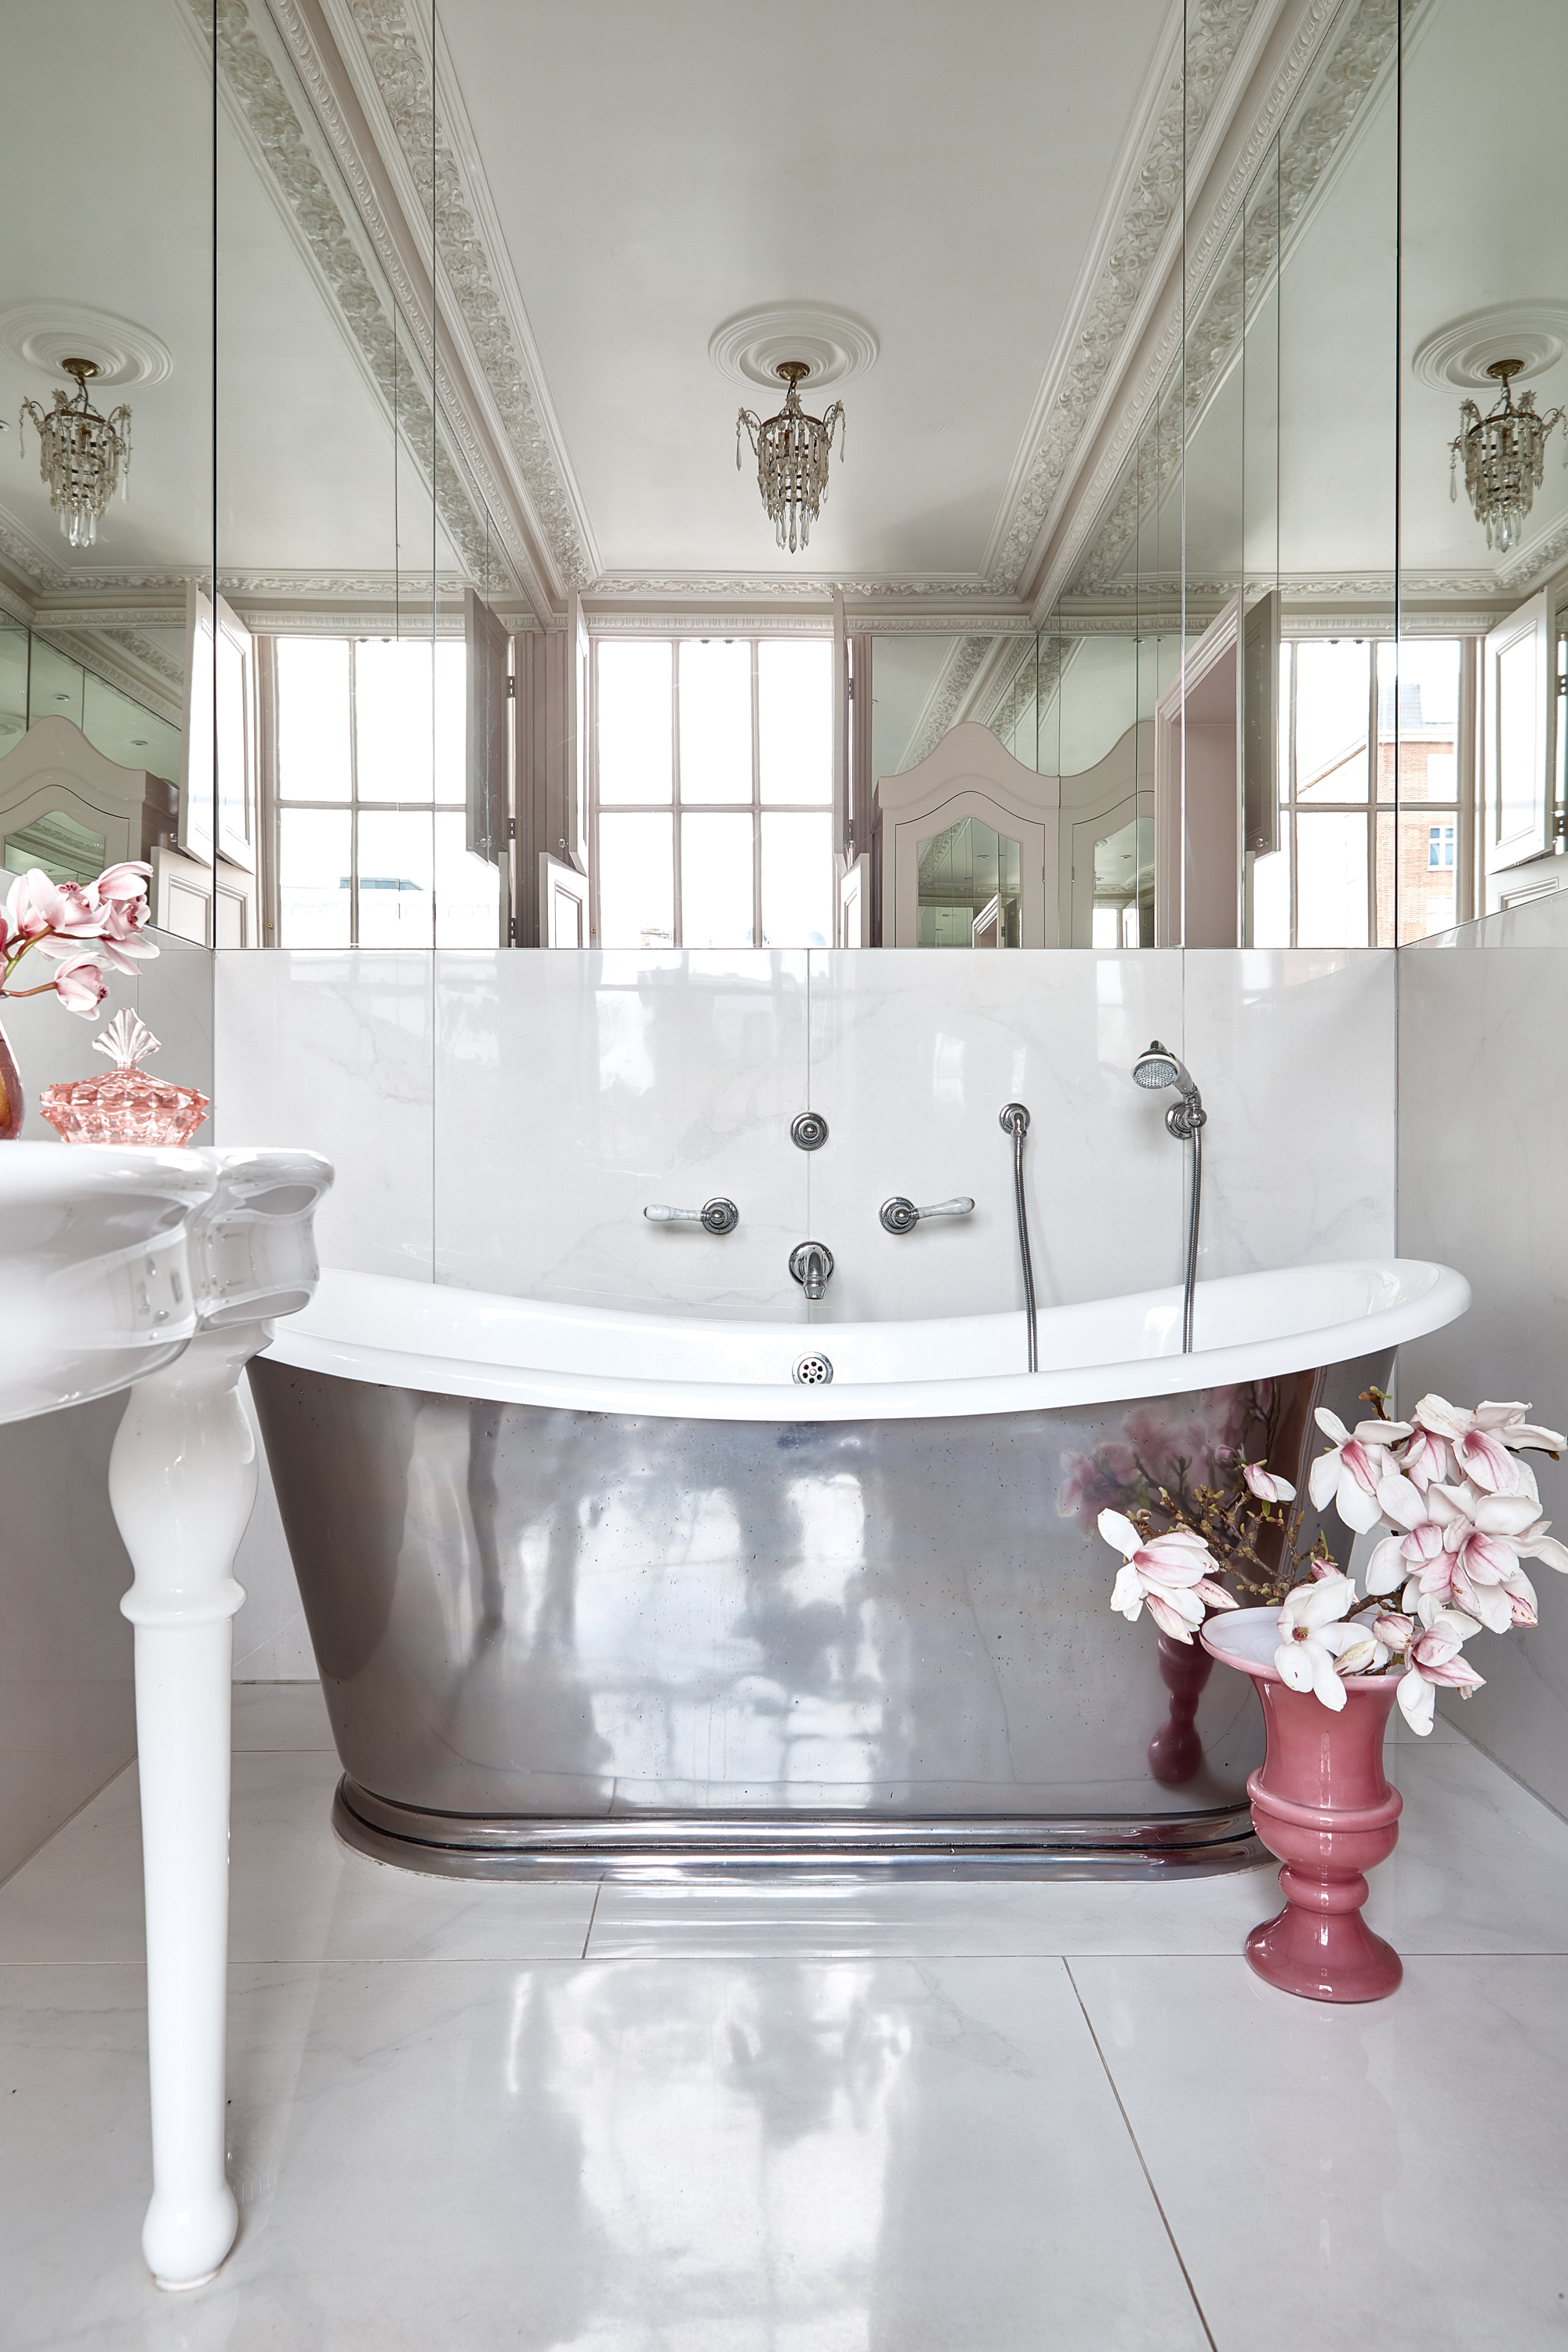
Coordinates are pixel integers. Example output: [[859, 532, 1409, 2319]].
[[111, 1321, 268, 2289]]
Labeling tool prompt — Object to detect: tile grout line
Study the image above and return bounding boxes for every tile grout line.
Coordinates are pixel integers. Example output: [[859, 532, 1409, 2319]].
[[1063, 1958, 1219, 2352], [579, 1880, 603, 1961]]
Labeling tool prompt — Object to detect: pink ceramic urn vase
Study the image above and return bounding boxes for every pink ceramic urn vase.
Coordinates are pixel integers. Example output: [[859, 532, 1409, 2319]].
[[1202, 1606, 1403, 2003]]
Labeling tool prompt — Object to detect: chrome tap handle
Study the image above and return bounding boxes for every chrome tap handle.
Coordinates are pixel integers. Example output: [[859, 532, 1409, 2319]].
[[879, 1196, 975, 1236], [644, 1198, 739, 1235]]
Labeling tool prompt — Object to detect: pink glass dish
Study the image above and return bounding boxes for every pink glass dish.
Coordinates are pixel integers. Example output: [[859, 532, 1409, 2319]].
[[40, 1066, 210, 1147]]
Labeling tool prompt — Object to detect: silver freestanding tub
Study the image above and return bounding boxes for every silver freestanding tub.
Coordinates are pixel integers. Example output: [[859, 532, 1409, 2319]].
[[250, 1258, 1468, 1878]]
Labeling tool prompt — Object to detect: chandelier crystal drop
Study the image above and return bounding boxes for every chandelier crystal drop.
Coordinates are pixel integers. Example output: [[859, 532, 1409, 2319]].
[[1450, 358, 1564, 554], [736, 361, 846, 553], [18, 358, 132, 548]]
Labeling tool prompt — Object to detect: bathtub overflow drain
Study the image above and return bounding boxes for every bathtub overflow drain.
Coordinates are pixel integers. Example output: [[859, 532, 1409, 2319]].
[[793, 1352, 834, 1386]]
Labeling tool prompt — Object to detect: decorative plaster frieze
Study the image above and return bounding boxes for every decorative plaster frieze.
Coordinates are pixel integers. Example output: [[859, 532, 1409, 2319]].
[[900, 637, 997, 770], [336, 0, 593, 591], [984, 0, 1264, 596], [1065, 0, 1410, 603], [201, 0, 521, 604]]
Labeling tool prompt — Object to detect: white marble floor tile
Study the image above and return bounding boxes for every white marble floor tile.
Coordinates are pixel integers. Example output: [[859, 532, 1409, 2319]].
[[230, 1680, 333, 1751], [1069, 1952, 1568, 2351], [0, 1755, 598, 1966], [1372, 1737, 1568, 1953], [0, 1956, 1209, 2352]]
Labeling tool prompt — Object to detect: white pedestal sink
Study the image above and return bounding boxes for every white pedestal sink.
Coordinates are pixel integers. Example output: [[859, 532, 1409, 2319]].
[[0, 1140, 332, 2290]]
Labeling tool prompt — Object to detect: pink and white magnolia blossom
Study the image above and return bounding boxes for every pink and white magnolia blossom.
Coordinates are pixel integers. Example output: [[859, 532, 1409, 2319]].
[[1243, 1461, 1296, 1505], [1409, 1395, 1565, 1494], [1308, 1408, 1411, 1534], [1098, 1508, 1236, 1645], [1393, 1608, 1486, 1734], [1273, 1573, 1372, 1709]]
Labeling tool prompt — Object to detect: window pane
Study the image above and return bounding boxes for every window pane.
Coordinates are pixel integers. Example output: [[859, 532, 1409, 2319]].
[[278, 807, 350, 946], [682, 812, 754, 946], [433, 642, 465, 804], [1379, 810, 1457, 944], [679, 641, 751, 803], [358, 808, 433, 946], [599, 812, 673, 946], [1378, 639, 1460, 803], [277, 640, 350, 801], [761, 811, 832, 946], [354, 639, 434, 803], [759, 641, 832, 804], [1296, 811, 1367, 946], [434, 811, 499, 948], [598, 642, 672, 804], [1295, 641, 1370, 800]]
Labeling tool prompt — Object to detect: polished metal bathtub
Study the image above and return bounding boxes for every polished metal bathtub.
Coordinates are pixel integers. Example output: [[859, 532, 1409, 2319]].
[[252, 1259, 1468, 1878]]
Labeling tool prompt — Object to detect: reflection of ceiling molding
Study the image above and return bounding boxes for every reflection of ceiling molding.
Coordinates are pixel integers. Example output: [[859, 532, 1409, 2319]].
[[1497, 514, 1568, 595], [584, 573, 1022, 604], [206, 0, 524, 605], [30, 628, 184, 730], [902, 637, 996, 769], [315, 0, 596, 590], [580, 611, 836, 638], [1061, 0, 1409, 607], [984, 0, 1279, 597]]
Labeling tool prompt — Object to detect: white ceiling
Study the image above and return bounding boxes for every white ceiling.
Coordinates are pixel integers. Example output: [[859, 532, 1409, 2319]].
[[439, 0, 1171, 582]]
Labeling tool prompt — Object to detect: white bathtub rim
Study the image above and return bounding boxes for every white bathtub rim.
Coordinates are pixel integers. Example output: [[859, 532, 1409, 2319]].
[[260, 1258, 1471, 1423]]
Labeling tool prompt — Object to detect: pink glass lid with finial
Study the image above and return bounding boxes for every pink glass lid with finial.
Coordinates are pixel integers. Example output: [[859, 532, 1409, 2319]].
[[39, 1008, 209, 1146]]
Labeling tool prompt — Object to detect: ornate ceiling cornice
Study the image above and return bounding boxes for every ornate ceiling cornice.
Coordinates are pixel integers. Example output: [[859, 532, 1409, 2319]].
[[983, 0, 1270, 598]]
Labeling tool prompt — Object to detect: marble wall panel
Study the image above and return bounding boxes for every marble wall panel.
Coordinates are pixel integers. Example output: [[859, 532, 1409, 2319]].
[[214, 951, 434, 1281], [434, 951, 809, 1315], [1182, 949, 1398, 1280], [1398, 904, 1568, 1809], [804, 950, 1187, 1323]]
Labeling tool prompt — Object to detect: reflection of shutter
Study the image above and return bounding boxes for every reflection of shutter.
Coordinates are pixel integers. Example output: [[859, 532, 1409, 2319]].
[[1485, 590, 1552, 876], [1241, 588, 1279, 857], [465, 586, 510, 864]]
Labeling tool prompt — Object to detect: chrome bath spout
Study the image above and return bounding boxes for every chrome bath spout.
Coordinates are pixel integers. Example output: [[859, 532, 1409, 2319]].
[[789, 1241, 834, 1302], [1132, 1041, 1207, 1353], [999, 1103, 1036, 1372]]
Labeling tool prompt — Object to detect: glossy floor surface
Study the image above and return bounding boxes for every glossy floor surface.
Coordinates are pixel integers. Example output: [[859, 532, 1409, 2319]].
[[2, 1684, 1566, 2349]]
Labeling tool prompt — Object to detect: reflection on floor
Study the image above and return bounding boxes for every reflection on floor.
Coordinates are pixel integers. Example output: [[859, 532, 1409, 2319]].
[[3, 1683, 1567, 2349]]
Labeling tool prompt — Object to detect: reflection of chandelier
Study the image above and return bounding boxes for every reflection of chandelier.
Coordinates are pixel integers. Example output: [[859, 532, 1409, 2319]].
[[19, 358, 132, 548], [1450, 358, 1564, 553], [736, 361, 845, 552]]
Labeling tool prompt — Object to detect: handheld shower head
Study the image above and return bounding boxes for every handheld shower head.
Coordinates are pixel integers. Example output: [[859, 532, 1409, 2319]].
[[1133, 1040, 1197, 1100]]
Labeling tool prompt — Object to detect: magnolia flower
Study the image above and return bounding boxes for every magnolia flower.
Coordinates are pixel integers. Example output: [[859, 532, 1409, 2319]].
[[1243, 1461, 1296, 1505], [1308, 1409, 1410, 1533], [1274, 1573, 1367, 1709], [1396, 1609, 1486, 1734], [1398, 1423, 1452, 1491], [1099, 1508, 1236, 1644], [1411, 1396, 1565, 1493], [52, 956, 109, 1015]]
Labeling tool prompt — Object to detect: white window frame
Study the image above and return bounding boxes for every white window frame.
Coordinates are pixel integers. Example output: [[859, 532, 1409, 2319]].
[[588, 634, 833, 948], [1276, 636, 1474, 946]]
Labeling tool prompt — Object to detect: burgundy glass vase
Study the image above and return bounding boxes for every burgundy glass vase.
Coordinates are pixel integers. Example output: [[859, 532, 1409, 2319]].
[[1203, 1607, 1403, 2003], [0, 1015, 22, 1141]]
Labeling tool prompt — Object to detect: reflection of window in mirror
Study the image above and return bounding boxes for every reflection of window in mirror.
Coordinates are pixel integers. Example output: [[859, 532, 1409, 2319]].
[[592, 637, 833, 949], [267, 637, 499, 949], [1255, 638, 1471, 949]]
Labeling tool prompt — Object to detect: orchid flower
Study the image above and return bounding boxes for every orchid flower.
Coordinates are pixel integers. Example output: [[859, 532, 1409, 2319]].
[[1410, 1396, 1565, 1493], [1396, 1609, 1486, 1734], [1243, 1461, 1296, 1505], [1273, 1573, 1367, 1710], [51, 956, 109, 1016], [1099, 1508, 1236, 1644], [1308, 1408, 1410, 1534]]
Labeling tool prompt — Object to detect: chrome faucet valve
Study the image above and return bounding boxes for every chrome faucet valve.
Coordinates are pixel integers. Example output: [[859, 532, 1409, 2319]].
[[879, 1195, 975, 1236], [789, 1240, 834, 1301], [644, 1198, 740, 1234]]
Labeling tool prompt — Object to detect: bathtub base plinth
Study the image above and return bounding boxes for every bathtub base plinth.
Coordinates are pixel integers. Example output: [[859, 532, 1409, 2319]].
[[332, 1776, 1264, 1882]]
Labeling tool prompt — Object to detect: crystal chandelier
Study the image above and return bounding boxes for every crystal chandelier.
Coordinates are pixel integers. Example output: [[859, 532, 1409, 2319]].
[[18, 358, 132, 548], [736, 361, 845, 553], [1450, 358, 1564, 554]]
